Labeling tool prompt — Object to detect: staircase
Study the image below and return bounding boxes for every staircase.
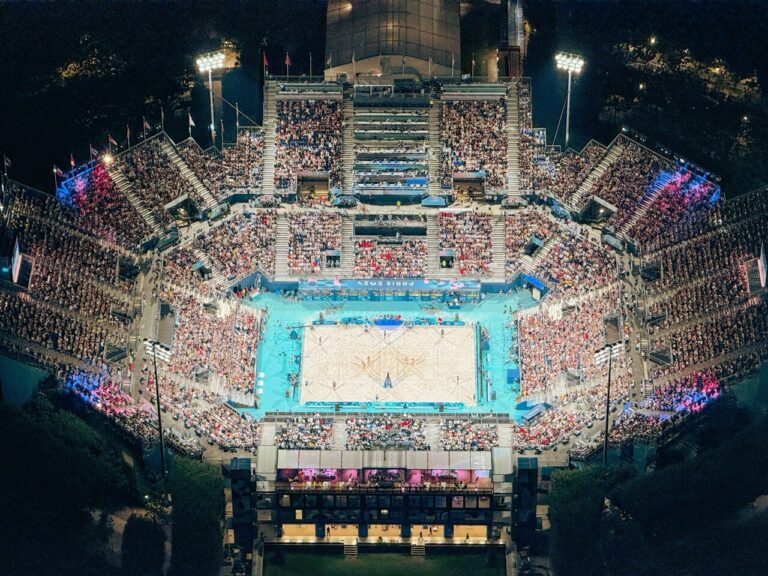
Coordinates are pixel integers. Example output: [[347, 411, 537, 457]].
[[490, 215, 507, 282], [193, 248, 227, 288], [424, 420, 441, 450], [410, 542, 425, 556], [496, 423, 515, 447], [425, 214, 450, 279], [261, 82, 277, 195], [274, 212, 290, 279], [339, 215, 355, 277], [569, 141, 625, 209], [341, 98, 355, 195], [521, 234, 560, 274], [506, 82, 521, 197], [344, 542, 359, 556], [259, 421, 276, 446], [427, 103, 442, 196], [619, 171, 674, 235], [160, 139, 217, 210], [332, 418, 348, 450], [106, 166, 163, 233]]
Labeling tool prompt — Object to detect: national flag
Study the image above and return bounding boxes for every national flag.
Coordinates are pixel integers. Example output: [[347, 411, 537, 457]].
[[53, 165, 64, 177], [160, 107, 165, 123], [284, 53, 291, 67], [263, 52, 268, 67], [108, 133, 117, 146], [188, 113, 196, 128], [143, 116, 151, 130], [3, 156, 11, 169], [326, 51, 332, 67], [70, 153, 75, 168], [126, 124, 131, 140], [352, 51, 355, 64]]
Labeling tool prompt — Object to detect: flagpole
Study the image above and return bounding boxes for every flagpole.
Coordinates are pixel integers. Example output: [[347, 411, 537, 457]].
[[52, 166, 58, 193], [220, 118, 225, 148], [142, 117, 147, 142], [309, 52, 312, 77], [127, 124, 131, 149], [235, 102, 240, 130], [452, 52, 455, 78], [160, 107, 165, 133], [2, 155, 7, 177]]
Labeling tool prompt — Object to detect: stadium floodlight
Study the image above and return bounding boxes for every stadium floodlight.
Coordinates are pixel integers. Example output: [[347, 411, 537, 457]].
[[555, 52, 585, 149], [196, 51, 226, 147], [144, 337, 173, 488]]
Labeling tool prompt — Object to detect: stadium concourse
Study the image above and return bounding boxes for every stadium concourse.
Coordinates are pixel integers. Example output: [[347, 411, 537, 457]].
[[0, 77, 766, 470]]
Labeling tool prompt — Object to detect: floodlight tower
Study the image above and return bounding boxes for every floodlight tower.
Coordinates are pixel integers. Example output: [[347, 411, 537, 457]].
[[196, 51, 226, 147], [555, 52, 585, 149]]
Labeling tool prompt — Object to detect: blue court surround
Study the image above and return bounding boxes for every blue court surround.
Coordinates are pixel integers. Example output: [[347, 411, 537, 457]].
[[240, 289, 536, 421]]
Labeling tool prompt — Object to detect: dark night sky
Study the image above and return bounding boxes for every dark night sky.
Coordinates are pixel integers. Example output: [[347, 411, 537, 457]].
[[0, 0, 766, 192]]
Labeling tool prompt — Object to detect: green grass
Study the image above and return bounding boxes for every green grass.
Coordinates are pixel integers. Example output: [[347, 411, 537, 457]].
[[264, 549, 505, 576]]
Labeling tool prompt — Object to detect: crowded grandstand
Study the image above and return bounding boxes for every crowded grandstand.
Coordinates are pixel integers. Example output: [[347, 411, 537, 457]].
[[0, 75, 765, 469]]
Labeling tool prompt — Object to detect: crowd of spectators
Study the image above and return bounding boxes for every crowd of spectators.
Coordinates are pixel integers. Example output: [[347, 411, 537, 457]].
[[177, 128, 264, 200], [29, 256, 131, 330], [625, 169, 718, 249], [345, 415, 428, 450], [0, 290, 112, 364], [274, 100, 343, 191], [440, 99, 507, 191], [59, 165, 151, 248], [115, 138, 198, 228], [287, 211, 341, 276], [162, 246, 217, 298], [163, 288, 262, 394], [157, 376, 259, 451], [505, 208, 561, 275], [197, 210, 277, 280], [651, 300, 768, 380], [534, 230, 616, 298], [274, 414, 334, 449], [439, 420, 498, 451], [582, 138, 670, 223], [438, 211, 493, 276], [648, 272, 748, 330], [519, 289, 621, 396], [536, 142, 607, 204], [354, 239, 427, 278]]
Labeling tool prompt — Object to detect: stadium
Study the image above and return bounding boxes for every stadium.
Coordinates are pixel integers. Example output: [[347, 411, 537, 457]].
[[1, 0, 767, 573]]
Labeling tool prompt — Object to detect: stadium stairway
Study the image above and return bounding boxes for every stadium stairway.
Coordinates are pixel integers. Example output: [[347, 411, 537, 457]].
[[425, 213, 451, 280], [192, 248, 227, 289], [425, 420, 441, 450], [427, 103, 442, 196], [332, 419, 347, 450], [261, 82, 277, 195], [497, 423, 515, 447], [274, 212, 290, 279], [159, 139, 218, 211], [569, 139, 626, 209], [259, 421, 276, 446], [619, 170, 675, 236], [491, 215, 507, 282], [341, 98, 355, 194], [519, 233, 559, 275], [506, 81, 521, 197], [339, 216, 355, 277], [106, 165, 163, 234]]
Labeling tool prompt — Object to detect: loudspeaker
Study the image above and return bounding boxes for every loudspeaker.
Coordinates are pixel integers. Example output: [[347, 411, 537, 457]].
[[514, 457, 538, 545], [230, 458, 253, 545]]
